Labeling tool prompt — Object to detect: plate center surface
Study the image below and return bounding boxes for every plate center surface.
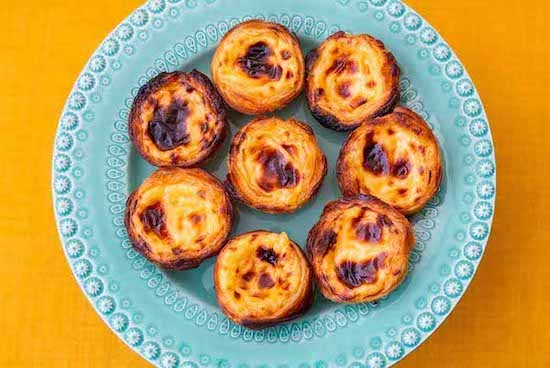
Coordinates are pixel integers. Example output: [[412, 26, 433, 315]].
[[127, 39, 430, 317]]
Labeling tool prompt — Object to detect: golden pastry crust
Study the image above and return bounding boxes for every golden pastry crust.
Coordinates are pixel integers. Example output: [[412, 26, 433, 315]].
[[306, 32, 400, 131], [128, 70, 228, 167], [226, 116, 327, 214], [124, 168, 233, 270], [211, 20, 305, 114], [337, 107, 442, 214], [214, 231, 314, 329], [307, 195, 415, 303]]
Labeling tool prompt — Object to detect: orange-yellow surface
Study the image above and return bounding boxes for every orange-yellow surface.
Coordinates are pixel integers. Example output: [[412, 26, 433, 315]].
[[1, 0, 549, 366]]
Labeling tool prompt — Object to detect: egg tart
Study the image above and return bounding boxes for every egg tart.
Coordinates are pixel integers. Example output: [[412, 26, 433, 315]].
[[305, 32, 400, 131], [211, 20, 305, 114], [226, 116, 327, 213], [307, 195, 415, 303], [124, 168, 233, 270], [214, 230, 314, 329], [337, 106, 442, 214], [128, 70, 228, 167]]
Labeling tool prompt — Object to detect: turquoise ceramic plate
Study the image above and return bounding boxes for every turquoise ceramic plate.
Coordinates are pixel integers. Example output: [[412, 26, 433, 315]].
[[52, 0, 495, 367]]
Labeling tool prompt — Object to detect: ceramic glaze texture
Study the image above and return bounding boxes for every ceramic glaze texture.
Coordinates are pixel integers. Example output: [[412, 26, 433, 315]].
[[52, 0, 495, 367]]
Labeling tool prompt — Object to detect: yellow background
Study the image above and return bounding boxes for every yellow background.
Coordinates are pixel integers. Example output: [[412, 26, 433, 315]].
[[2, 0, 549, 366]]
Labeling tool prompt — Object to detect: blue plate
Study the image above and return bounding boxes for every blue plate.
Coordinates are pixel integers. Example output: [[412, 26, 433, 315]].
[[52, 1, 496, 367]]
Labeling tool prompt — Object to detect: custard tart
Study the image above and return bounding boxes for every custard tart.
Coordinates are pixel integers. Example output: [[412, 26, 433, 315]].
[[128, 70, 227, 167], [307, 195, 415, 303], [211, 20, 305, 114], [214, 230, 313, 329], [226, 116, 327, 213], [306, 32, 400, 131], [125, 168, 233, 270], [337, 106, 442, 214]]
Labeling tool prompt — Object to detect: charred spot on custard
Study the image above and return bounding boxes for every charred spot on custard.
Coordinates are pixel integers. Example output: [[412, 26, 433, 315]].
[[258, 273, 275, 289], [147, 99, 190, 151], [353, 209, 395, 242], [237, 41, 283, 80], [318, 229, 338, 255], [190, 213, 203, 224], [281, 50, 291, 60], [337, 82, 351, 98], [410, 126, 422, 136], [327, 56, 357, 75], [257, 246, 278, 266], [363, 132, 390, 175], [140, 202, 169, 239], [393, 159, 412, 179], [377, 214, 393, 227], [350, 97, 368, 109], [336, 253, 387, 288], [169, 153, 180, 165], [242, 271, 255, 282], [355, 222, 382, 243], [257, 148, 300, 191], [281, 144, 297, 156]]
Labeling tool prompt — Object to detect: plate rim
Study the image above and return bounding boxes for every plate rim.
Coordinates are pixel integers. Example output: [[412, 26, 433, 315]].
[[51, 0, 496, 366]]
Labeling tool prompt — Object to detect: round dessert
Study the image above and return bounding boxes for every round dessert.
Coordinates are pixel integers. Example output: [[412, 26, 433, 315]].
[[307, 195, 415, 303], [305, 31, 400, 131], [211, 20, 305, 115], [337, 106, 442, 214], [124, 168, 233, 270], [214, 231, 314, 329], [226, 116, 327, 213], [128, 70, 228, 167]]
